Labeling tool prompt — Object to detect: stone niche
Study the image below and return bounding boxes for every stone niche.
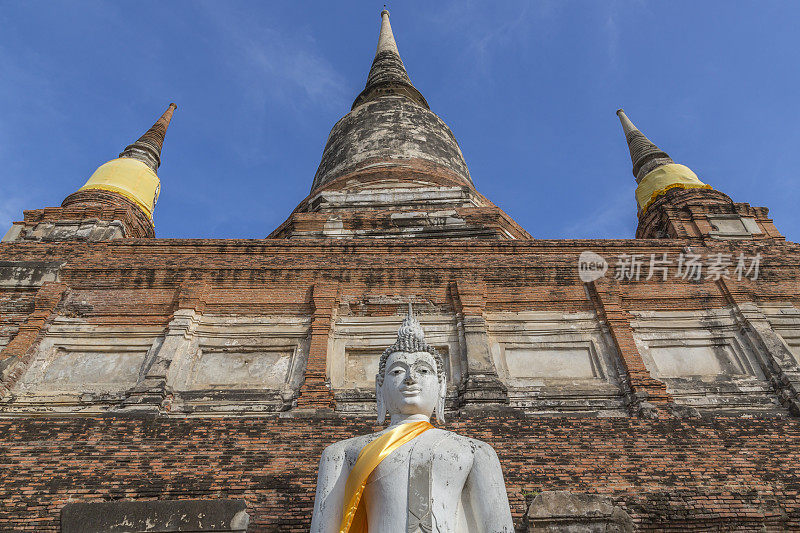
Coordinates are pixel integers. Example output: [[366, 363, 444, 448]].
[[329, 315, 462, 413], [61, 499, 249, 533], [526, 491, 634, 533], [631, 309, 782, 414], [3, 219, 127, 243], [486, 312, 627, 417], [763, 305, 800, 365], [707, 214, 762, 239], [0, 260, 63, 289], [190, 349, 292, 389], [166, 314, 310, 414], [4, 318, 163, 413]]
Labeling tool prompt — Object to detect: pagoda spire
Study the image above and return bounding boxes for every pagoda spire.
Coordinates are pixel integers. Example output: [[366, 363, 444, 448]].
[[616, 108, 712, 213], [351, 10, 429, 109], [368, 9, 410, 87], [73, 103, 178, 221], [119, 102, 178, 171], [616, 109, 675, 183]]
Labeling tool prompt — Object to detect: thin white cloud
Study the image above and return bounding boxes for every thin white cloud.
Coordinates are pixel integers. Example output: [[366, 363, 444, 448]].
[[199, 3, 348, 111], [0, 196, 29, 236], [0, 44, 66, 228], [193, 2, 349, 167], [604, 10, 620, 68], [241, 36, 348, 110], [560, 189, 638, 239], [430, 0, 563, 72], [0, 44, 70, 162]]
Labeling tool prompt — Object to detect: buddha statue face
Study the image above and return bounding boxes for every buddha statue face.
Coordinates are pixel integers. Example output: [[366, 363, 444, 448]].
[[381, 351, 441, 418], [375, 305, 447, 424], [376, 349, 446, 424]]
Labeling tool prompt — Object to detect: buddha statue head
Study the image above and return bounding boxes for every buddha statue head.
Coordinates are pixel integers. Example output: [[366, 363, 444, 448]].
[[376, 305, 447, 424]]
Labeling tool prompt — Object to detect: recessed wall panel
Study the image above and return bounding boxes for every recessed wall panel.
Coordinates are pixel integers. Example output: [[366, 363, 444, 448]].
[[504, 347, 596, 379], [191, 350, 292, 389], [648, 344, 742, 378]]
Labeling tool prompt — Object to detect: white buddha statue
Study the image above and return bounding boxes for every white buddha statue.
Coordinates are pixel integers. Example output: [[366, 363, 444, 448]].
[[310, 306, 514, 533]]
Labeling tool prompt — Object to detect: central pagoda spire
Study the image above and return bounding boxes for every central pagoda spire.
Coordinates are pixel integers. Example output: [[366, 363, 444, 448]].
[[351, 10, 429, 110], [308, 9, 472, 193], [370, 9, 407, 84], [272, 9, 530, 240]]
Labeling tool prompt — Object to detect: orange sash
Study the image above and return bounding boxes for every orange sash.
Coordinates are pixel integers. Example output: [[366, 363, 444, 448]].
[[339, 420, 434, 533]]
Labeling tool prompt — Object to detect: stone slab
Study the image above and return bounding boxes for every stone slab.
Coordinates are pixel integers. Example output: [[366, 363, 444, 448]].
[[60, 499, 249, 533]]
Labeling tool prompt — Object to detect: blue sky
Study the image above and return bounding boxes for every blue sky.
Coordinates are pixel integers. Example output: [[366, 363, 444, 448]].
[[1, 1, 798, 240]]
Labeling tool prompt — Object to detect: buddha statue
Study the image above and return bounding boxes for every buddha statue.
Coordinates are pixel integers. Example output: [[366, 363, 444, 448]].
[[310, 306, 514, 533]]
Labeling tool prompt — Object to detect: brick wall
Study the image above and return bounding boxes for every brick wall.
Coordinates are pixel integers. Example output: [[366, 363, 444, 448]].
[[1, 238, 800, 530], [1, 415, 798, 532]]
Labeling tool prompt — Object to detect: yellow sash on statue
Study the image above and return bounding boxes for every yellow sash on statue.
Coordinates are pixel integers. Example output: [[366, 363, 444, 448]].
[[339, 420, 434, 533]]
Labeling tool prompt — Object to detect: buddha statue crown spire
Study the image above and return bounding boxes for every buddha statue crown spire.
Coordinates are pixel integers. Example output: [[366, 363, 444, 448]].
[[377, 304, 444, 386], [395, 303, 428, 353]]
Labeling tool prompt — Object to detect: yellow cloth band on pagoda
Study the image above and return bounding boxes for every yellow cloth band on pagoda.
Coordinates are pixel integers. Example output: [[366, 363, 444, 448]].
[[339, 420, 433, 533], [635, 163, 712, 212], [78, 158, 160, 220]]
